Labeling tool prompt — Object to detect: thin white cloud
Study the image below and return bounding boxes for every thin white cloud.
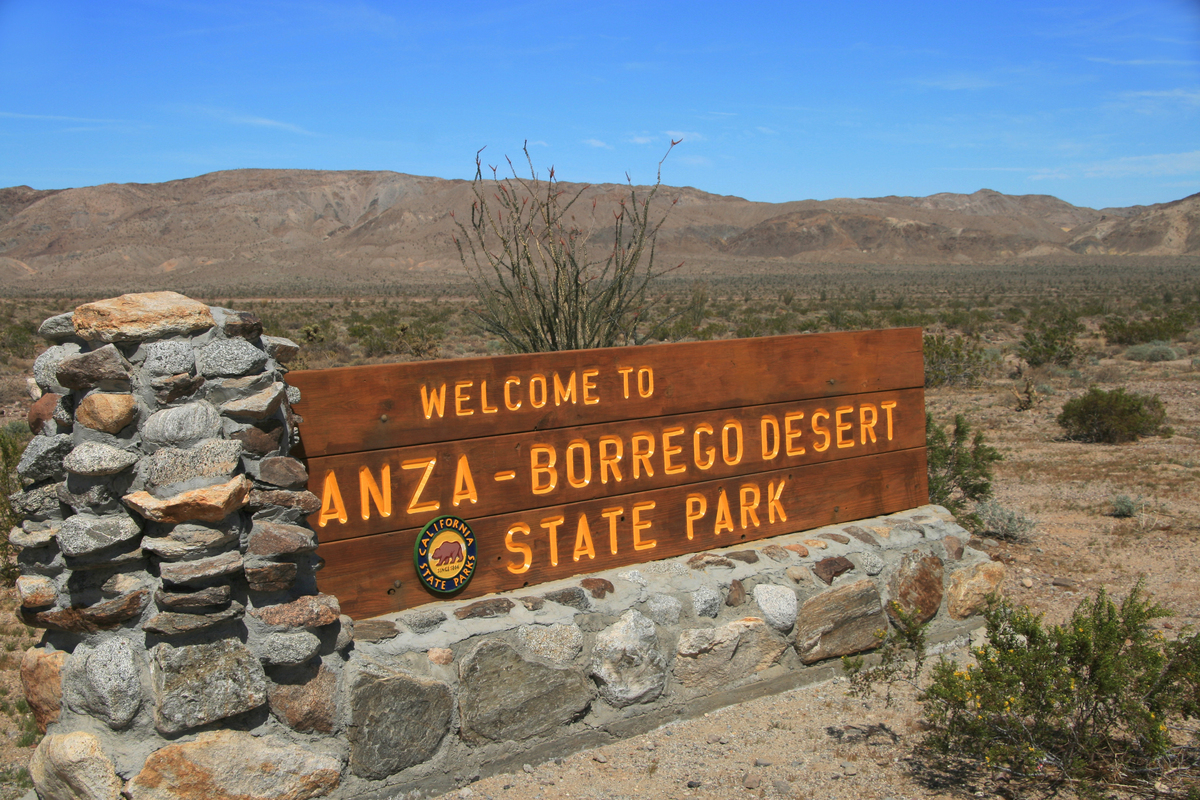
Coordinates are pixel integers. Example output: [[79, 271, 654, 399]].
[[756, 126, 777, 135], [0, 111, 122, 124], [583, 138, 613, 149], [627, 135, 655, 145], [1122, 88, 1200, 106], [914, 73, 1002, 91], [527, 140, 548, 147], [1081, 150, 1200, 178], [665, 130, 705, 142], [177, 106, 319, 136], [1087, 57, 1200, 67]]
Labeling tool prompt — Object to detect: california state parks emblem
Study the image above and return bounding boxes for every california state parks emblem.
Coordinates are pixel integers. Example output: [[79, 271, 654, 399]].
[[414, 516, 477, 594]]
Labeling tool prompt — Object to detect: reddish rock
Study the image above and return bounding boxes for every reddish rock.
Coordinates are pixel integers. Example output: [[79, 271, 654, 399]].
[[812, 556, 855, 585], [150, 373, 205, 404], [155, 585, 231, 610], [351, 619, 398, 643], [581, 578, 615, 599], [75, 392, 139, 434], [248, 489, 320, 514], [887, 551, 945, 625], [727, 550, 759, 564], [55, 344, 132, 390], [258, 457, 309, 489], [760, 544, 791, 562], [542, 587, 588, 610], [219, 309, 263, 340], [268, 663, 337, 733], [842, 526, 880, 546], [250, 594, 340, 629], [454, 598, 514, 620], [825, 533, 851, 544], [725, 579, 746, 607], [124, 475, 251, 523], [231, 424, 283, 455], [21, 648, 67, 732], [27, 393, 60, 435], [783, 543, 810, 558], [246, 522, 316, 557], [246, 562, 298, 592], [518, 596, 545, 611], [943, 535, 964, 560], [427, 648, 454, 666], [23, 590, 150, 633], [948, 562, 1006, 620], [73, 291, 214, 343]]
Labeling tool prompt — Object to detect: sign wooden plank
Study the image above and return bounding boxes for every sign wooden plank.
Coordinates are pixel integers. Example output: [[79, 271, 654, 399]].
[[306, 387, 925, 543], [288, 328, 923, 457], [315, 448, 928, 619]]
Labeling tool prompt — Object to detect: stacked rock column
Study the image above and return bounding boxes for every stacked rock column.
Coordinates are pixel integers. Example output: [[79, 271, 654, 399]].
[[12, 292, 344, 800]]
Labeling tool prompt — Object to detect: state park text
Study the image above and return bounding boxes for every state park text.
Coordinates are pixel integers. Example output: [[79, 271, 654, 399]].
[[288, 329, 928, 619]]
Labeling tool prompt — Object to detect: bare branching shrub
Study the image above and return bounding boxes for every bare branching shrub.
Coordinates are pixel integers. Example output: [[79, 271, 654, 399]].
[[454, 142, 680, 353]]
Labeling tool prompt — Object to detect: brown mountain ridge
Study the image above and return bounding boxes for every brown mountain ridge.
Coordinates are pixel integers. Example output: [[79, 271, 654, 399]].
[[0, 170, 1195, 295]]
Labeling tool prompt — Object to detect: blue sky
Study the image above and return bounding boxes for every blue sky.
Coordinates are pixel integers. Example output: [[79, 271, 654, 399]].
[[1, 1, 1197, 208]]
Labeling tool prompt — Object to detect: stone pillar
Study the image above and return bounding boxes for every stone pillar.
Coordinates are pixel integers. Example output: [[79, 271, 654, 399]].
[[13, 292, 344, 800]]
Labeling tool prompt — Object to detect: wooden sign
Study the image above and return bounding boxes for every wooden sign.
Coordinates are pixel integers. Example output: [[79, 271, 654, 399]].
[[288, 329, 928, 619]]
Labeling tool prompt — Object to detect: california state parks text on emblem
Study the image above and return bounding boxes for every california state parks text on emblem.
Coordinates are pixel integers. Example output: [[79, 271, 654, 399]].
[[413, 516, 477, 594]]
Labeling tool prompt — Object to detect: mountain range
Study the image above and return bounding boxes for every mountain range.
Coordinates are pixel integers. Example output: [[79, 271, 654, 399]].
[[0, 170, 1196, 295]]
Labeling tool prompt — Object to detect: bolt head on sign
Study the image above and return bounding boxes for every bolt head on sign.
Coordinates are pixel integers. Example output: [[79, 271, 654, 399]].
[[414, 516, 477, 594]]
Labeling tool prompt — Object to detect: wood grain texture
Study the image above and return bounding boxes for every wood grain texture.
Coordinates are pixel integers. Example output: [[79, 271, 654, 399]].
[[288, 328, 924, 457], [317, 447, 928, 619], [306, 388, 925, 543]]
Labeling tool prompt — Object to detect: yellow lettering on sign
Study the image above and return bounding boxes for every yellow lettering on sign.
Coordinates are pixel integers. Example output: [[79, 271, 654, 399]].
[[454, 381, 474, 416], [530, 445, 557, 495], [811, 409, 831, 452], [617, 366, 634, 399], [452, 455, 478, 507], [768, 478, 787, 523], [661, 426, 686, 475], [566, 440, 591, 488], [402, 457, 440, 514], [504, 377, 522, 411], [631, 433, 655, 479], [632, 501, 656, 550], [835, 405, 854, 449], [529, 374, 547, 408], [582, 369, 600, 405], [359, 465, 391, 520], [714, 489, 734, 535], [553, 371, 577, 406], [693, 423, 715, 470], [881, 400, 897, 440], [722, 420, 743, 466], [505, 523, 532, 574], [318, 470, 348, 527], [480, 380, 498, 414], [685, 494, 707, 540], [419, 383, 446, 419], [760, 415, 780, 461], [601, 507, 623, 555], [598, 435, 623, 484], [859, 403, 878, 444], [542, 515, 565, 566], [740, 484, 761, 529], [573, 515, 595, 562], [637, 367, 654, 398], [784, 411, 805, 456]]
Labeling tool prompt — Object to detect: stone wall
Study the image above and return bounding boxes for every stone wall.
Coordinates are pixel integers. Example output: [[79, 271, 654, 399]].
[[9, 292, 1003, 800]]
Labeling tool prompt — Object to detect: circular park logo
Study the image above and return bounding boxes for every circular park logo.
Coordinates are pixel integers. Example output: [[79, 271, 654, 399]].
[[414, 516, 477, 594]]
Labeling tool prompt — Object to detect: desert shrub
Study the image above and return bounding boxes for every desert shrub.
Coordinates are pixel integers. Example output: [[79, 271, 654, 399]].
[[925, 413, 1001, 527], [1110, 494, 1139, 518], [454, 142, 678, 353], [0, 426, 32, 586], [1057, 386, 1169, 443], [845, 582, 1200, 792], [1016, 314, 1083, 367], [1102, 311, 1192, 345], [1125, 340, 1182, 362], [923, 333, 993, 388], [974, 500, 1035, 541]]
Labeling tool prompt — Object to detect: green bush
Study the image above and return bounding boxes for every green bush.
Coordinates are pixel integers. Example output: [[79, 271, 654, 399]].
[[926, 413, 1001, 527], [923, 333, 993, 388], [1110, 494, 1139, 518], [1102, 311, 1192, 345], [0, 426, 32, 586], [1057, 386, 1169, 443], [846, 582, 1200, 792], [1016, 314, 1083, 367], [1125, 340, 1182, 362], [974, 500, 1035, 542]]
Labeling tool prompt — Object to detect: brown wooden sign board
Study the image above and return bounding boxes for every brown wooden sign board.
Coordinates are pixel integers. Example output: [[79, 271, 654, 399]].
[[288, 328, 928, 620]]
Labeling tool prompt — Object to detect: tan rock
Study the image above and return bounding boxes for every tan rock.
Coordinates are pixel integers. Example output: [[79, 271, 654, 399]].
[[947, 561, 1006, 620], [675, 618, 786, 692], [123, 475, 251, 523], [427, 648, 454, 666], [803, 539, 828, 549], [75, 393, 138, 434], [73, 292, 214, 343], [30, 731, 122, 800], [128, 730, 341, 800], [250, 594, 340, 629], [21, 648, 67, 732], [16, 575, 56, 607], [794, 579, 887, 664], [23, 591, 151, 634]]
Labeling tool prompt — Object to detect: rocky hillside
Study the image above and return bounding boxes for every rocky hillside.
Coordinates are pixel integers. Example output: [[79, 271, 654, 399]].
[[0, 171, 1195, 295]]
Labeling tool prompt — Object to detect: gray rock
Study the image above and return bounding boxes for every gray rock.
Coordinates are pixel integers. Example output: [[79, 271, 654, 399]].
[[140, 340, 195, 377], [138, 438, 242, 494], [63, 442, 139, 477], [857, 550, 886, 576], [9, 522, 58, 549], [251, 631, 321, 666], [590, 609, 667, 708], [56, 344, 132, 390], [285, 384, 301, 405], [33, 343, 81, 394], [245, 521, 316, 557], [37, 312, 77, 342], [9, 482, 65, 521], [459, 640, 592, 743], [692, 586, 722, 618], [17, 434, 73, 483], [794, 579, 888, 664], [257, 456, 308, 489], [646, 593, 682, 625], [402, 608, 447, 635], [517, 623, 584, 664], [262, 335, 299, 364], [150, 639, 267, 735], [142, 402, 222, 450], [158, 550, 243, 586], [57, 477, 120, 515], [194, 338, 268, 378], [753, 584, 798, 633], [57, 513, 142, 557], [675, 618, 787, 693], [220, 382, 285, 419], [347, 667, 453, 779], [154, 584, 231, 610], [143, 604, 244, 636], [141, 522, 238, 560], [63, 637, 144, 729]]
